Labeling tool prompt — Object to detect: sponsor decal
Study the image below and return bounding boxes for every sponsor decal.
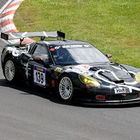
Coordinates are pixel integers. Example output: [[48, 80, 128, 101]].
[[114, 87, 132, 94], [36, 67, 44, 72], [54, 67, 62, 73], [71, 65, 92, 75], [50, 45, 90, 50]]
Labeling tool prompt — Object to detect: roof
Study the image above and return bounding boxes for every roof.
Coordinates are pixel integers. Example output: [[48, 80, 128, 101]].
[[43, 40, 90, 46]]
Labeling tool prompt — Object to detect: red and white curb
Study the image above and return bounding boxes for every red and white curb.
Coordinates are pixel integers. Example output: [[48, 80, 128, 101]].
[[0, 0, 24, 33], [0, 0, 33, 43]]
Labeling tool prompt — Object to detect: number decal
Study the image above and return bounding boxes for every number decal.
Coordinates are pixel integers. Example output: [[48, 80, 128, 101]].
[[34, 66, 46, 86]]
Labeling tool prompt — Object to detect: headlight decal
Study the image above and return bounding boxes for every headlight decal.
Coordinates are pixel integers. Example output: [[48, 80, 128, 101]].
[[79, 75, 100, 88], [135, 72, 140, 83]]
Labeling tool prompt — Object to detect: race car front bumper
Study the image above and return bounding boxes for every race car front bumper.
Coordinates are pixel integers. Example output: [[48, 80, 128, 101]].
[[74, 87, 140, 106]]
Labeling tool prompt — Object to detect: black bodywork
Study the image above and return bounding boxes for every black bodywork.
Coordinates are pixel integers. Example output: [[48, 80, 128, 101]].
[[1, 32, 140, 105]]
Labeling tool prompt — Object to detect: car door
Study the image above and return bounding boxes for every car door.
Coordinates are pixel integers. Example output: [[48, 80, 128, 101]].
[[27, 43, 52, 88]]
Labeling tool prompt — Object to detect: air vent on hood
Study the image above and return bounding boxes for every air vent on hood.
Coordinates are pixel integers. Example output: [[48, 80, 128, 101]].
[[113, 80, 124, 84]]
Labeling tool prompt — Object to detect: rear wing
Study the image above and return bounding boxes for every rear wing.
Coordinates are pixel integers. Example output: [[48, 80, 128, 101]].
[[1, 31, 65, 41]]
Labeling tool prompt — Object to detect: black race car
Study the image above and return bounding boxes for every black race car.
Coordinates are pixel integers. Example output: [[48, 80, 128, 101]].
[[1, 31, 140, 105]]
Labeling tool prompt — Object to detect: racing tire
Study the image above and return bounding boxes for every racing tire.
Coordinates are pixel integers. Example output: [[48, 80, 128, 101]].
[[58, 75, 74, 101], [3, 58, 18, 83]]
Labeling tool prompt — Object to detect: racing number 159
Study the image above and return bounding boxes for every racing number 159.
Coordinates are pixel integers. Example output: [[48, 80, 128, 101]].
[[34, 69, 46, 86], [35, 71, 44, 83]]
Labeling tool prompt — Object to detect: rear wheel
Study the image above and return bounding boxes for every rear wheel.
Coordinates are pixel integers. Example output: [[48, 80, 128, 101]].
[[58, 75, 74, 101], [4, 58, 17, 83]]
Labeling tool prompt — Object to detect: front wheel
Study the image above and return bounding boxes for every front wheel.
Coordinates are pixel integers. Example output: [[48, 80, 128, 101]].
[[58, 75, 74, 101]]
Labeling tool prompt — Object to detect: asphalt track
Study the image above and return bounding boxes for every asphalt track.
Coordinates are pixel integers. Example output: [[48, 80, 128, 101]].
[[1, 1, 140, 140]]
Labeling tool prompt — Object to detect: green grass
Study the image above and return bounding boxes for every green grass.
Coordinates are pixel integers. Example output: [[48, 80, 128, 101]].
[[14, 0, 140, 67]]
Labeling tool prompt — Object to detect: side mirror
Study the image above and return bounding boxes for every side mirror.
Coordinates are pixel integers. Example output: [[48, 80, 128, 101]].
[[106, 54, 112, 59]]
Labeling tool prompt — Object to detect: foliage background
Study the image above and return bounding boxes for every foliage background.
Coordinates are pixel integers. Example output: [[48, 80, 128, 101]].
[[14, 0, 140, 67]]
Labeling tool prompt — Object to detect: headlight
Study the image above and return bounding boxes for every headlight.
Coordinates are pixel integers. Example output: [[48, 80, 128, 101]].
[[79, 75, 100, 88], [135, 72, 140, 83]]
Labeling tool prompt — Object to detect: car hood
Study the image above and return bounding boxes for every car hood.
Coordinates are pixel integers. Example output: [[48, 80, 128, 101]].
[[64, 64, 137, 84]]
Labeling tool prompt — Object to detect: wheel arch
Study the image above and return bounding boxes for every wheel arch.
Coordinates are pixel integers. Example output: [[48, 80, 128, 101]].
[[2, 53, 13, 70], [58, 72, 74, 82], [57, 72, 79, 89]]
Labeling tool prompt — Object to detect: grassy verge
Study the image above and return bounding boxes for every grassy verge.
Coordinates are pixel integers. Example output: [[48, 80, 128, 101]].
[[14, 0, 140, 67]]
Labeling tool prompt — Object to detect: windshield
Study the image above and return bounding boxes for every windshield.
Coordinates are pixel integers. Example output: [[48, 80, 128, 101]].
[[49, 44, 109, 65]]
